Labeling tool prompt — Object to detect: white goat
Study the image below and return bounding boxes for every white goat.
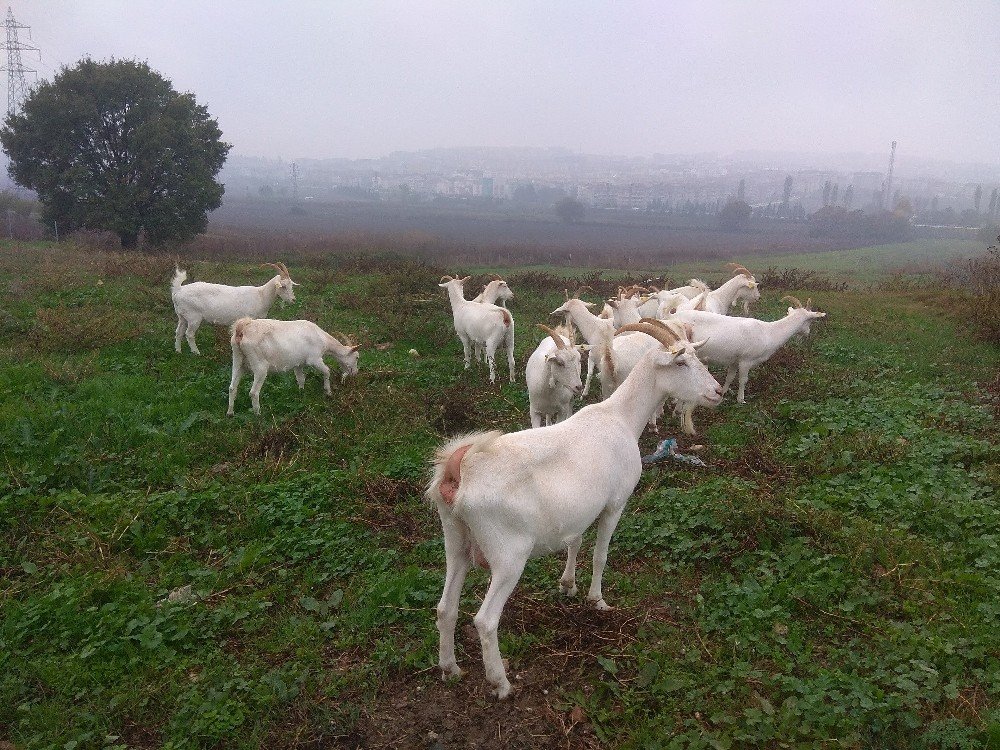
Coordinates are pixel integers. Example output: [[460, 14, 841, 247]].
[[472, 277, 514, 307], [472, 277, 514, 362], [638, 289, 688, 319], [227, 318, 360, 415], [550, 296, 615, 396], [670, 295, 825, 428], [427, 321, 722, 699], [669, 279, 711, 299], [439, 275, 515, 383], [525, 324, 587, 428], [171, 262, 298, 355], [606, 290, 645, 329], [677, 266, 760, 316]]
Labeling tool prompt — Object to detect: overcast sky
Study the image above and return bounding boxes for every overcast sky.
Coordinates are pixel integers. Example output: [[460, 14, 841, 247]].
[[11, 1, 1000, 165]]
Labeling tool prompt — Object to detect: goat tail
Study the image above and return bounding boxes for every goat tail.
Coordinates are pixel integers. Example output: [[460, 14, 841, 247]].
[[171, 267, 188, 294], [425, 430, 503, 509], [231, 317, 253, 346]]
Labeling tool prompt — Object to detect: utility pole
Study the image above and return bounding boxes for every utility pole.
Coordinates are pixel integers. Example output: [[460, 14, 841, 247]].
[[1, 7, 39, 116]]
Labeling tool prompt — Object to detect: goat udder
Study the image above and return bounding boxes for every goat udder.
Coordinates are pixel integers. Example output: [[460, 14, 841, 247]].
[[439, 443, 471, 504]]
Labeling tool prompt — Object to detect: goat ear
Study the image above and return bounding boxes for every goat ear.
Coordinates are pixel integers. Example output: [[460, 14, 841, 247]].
[[815, 311, 827, 318], [607, 299, 619, 309], [583, 301, 595, 308], [349, 345, 361, 353], [459, 276, 471, 284], [691, 338, 709, 349], [549, 305, 566, 315]]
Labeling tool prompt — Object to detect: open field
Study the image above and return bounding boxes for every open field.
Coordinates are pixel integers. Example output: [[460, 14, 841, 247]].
[[2, 240, 999, 749]]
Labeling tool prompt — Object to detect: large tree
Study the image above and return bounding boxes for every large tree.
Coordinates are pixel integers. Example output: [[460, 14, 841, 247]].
[[1, 58, 230, 248]]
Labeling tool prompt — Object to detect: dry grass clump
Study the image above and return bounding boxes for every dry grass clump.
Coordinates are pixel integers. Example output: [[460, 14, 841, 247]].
[[941, 243, 1000, 344], [758, 266, 849, 292], [31, 305, 150, 354]]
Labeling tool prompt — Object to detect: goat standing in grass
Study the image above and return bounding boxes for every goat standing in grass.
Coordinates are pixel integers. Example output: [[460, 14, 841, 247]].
[[426, 321, 723, 699], [439, 275, 515, 383], [171, 262, 298, 355], [525, 324, 587, 428], [226, 318, 360, 415]]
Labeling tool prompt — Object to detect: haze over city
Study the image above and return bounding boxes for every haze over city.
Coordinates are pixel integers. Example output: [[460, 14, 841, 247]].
[[12, 0, 1000, 168]]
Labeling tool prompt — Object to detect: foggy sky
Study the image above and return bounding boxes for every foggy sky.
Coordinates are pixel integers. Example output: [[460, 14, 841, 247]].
[[11, 1, 1000, 166]]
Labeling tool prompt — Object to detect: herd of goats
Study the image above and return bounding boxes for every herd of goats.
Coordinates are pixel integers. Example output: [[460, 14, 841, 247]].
[[169, 260, 826, 699]]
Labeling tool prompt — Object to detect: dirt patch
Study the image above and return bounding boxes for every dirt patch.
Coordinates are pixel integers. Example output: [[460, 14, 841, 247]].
[[429, 381, 480, 435], [356, 475, 431, 547], [240, 423, 300, 464], [344, 597, 681, 749]]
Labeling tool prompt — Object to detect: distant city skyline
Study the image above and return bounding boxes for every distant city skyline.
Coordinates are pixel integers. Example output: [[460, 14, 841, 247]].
[[10, 1, 1000, 168]]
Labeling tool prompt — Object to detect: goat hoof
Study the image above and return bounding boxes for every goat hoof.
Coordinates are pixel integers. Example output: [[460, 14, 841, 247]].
[[493, 681, 513, 700], [560, 584, 578, 597], [440, 665, 464, 681], [591, 598, 613, 611]]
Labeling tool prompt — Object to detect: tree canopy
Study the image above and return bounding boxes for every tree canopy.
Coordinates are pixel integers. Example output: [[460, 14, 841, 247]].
[[1, 58, 231, 248], [554, 196, 585, 224]]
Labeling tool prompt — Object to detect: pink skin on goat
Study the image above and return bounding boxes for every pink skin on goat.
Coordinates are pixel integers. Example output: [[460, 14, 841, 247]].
[[438, 443, 490, 570]]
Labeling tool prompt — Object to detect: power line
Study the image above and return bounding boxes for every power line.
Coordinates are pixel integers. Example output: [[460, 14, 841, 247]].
[[1, 6, 39, 116]]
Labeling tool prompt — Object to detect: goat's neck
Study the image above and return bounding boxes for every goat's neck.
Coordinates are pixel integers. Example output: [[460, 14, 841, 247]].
[[601, 354, 665, 440], [709, 276, 746, 308], [480, 282, 499, 304], [444, 283, 468, 310], [258, 277, 280, 306], [757, 314, 806, 356], [569, 306, 610, 345]]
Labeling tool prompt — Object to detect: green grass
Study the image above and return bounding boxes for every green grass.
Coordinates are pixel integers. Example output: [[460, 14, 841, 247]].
[[470, 238, 987, 288], [2, 241, 999, 749]]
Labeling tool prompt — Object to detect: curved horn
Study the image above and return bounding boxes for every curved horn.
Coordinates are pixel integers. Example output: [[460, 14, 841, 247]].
[[276, 261, 291, 278], [616, 321, 681, 347], [536, 323, 566, 349], [439, 275, 454, 283], [564, 288, 570, 301], [490, 274, 503, 281], [575, 284, 596, 297], [726, 262, 753, 278], [261, 262, 282, 275], [781, 295, 803, 308], [806, 297, 813, 310]]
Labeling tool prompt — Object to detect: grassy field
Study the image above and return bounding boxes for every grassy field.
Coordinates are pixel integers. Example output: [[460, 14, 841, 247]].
[[469, 238, 986, 288], [2, 240, 998, 749]]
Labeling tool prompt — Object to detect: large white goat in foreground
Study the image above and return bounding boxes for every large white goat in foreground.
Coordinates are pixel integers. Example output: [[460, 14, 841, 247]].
[[525, 324, 587, 428], [439, 275, 515, 383], [227, 318, 360, 415], [426, 321, 723, 699], [171, 263, 298, 355]]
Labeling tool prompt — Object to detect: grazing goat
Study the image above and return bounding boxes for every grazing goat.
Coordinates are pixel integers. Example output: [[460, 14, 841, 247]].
[[669, 295, 825, 428], [227, 318, 360, 415], [525, 324, 587, 428], [427, 321, 722, 699], [439, 275, 515, 383], [171, 263, 298, 355]]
